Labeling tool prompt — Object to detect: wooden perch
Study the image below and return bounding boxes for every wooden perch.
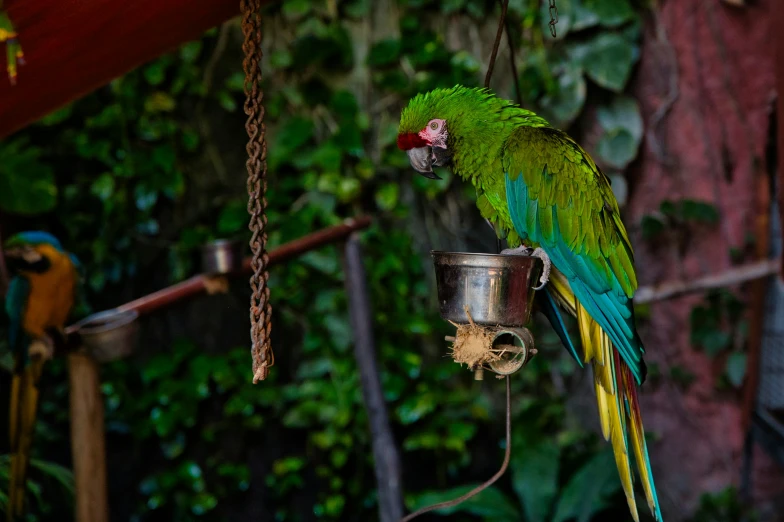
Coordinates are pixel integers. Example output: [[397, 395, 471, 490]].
[[342, 234, 403, 522], [634, 258, 780, 304], [64, 216, 372, 334]]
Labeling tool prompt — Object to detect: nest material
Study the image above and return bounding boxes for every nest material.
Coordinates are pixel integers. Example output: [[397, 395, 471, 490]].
[[448, 306, 500, 369]]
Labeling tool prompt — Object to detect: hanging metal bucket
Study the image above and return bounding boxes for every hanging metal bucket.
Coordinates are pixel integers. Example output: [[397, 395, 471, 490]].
[[431, 251, 542, 326], [74, 308, 139, 362]]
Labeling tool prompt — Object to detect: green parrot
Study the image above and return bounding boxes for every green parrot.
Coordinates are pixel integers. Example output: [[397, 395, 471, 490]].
[[0, 7, 24, 85], [3, 232, 80, 521], [398, 86, 663, 522]]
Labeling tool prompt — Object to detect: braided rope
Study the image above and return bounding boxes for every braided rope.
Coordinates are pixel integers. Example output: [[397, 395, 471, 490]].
[[241, 0, 273, 383]]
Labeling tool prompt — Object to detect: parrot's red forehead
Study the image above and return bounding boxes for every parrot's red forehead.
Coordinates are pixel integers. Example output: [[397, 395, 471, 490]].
[[397, 132, 428, 151]]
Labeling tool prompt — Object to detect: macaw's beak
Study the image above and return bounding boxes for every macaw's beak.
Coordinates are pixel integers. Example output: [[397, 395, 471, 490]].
[[3, 246, 48, 273], [407, 147, 441, 180]]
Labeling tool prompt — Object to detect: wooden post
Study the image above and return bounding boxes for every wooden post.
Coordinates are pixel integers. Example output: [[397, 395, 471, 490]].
[[68, 351, 109, 522], [342, 234, 404, 522]]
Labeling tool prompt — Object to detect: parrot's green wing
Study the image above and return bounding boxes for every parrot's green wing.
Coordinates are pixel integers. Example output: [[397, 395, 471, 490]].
[[500, 125, 662, 522], [501, 125, 644, 381]]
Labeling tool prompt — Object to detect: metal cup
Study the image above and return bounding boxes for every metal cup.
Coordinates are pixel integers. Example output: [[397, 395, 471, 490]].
[[432, 251, 542, 327]]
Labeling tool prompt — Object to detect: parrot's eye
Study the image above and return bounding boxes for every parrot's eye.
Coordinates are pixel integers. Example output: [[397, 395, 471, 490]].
[[429, 121, 439, 130]]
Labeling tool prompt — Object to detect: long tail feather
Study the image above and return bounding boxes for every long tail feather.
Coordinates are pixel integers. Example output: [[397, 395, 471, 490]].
[[8, 356, 44, 522], [536, 286, 582, 366], [546, 278, 663, 522], [622, 362, 663, 521]]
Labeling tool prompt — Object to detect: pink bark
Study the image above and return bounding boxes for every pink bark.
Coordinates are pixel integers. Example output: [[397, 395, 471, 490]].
[[628, 0, 783, 518]]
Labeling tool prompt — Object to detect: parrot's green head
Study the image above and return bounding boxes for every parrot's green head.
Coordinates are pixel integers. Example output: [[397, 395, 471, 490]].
[[4, 231, 67, 275], [398, 85, 546, 180]]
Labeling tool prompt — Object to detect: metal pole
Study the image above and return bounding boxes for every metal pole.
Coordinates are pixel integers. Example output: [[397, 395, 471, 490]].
[[342, 233, 404, 522]]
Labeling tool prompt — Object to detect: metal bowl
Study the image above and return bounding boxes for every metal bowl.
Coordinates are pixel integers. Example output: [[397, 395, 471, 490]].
[[432, 251, 542, 326], [74, 309, 139, 362], [201, 239, 243, 274]]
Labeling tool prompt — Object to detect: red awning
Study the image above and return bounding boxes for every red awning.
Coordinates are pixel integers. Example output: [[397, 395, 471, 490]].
[[0, 0, 258, 139]]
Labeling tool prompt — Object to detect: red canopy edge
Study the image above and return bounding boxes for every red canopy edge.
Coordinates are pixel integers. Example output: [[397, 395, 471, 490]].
[[0, 0, 269, 139]]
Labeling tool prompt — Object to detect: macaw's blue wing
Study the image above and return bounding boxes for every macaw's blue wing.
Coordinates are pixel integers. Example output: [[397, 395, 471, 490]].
[[5, 276, 29, 359]]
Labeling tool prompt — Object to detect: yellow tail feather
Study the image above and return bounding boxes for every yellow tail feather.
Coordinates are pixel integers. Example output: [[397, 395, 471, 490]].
[[623, 368, 658, 516], [548, 270, 660, 522], [8, 356, 44, 522]]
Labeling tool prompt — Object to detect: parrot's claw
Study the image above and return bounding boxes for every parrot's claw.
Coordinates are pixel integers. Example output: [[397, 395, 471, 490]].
[[500, 245, 551, 290], [530, 248, 551, 290], [29, 338, 54, 361], [500, 245, 531, 256]]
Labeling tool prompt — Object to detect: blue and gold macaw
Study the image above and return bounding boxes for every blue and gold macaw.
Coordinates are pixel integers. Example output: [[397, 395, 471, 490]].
[[3, 232, 79, 521]]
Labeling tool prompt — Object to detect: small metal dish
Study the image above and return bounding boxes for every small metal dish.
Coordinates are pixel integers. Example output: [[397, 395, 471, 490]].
[[432, 251, 542, 326], [75, 309, 139, 362], [201, 239, 243, 274]]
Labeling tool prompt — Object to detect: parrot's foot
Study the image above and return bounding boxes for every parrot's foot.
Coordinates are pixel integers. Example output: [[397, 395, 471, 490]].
[[530, 248, 551, 290], [500, 246, 551, 290], [500, 245, 530, 256], [29, 337, 54, 361]]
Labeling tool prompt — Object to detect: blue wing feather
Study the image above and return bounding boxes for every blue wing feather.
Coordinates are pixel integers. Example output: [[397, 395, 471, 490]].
[[536, 289, 583, 367], [505, 173, 644, 382], [5, 276, 30, 356]]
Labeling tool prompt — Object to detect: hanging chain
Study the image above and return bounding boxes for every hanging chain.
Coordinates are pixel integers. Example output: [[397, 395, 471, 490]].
[[241, 0, 273, 384], [548, 0, 559, 37]]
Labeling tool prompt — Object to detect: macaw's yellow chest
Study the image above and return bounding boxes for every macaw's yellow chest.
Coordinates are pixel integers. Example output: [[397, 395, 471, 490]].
[[22, 245, 77, 339]]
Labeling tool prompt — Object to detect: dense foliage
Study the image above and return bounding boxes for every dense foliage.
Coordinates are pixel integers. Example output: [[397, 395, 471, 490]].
[[0, 0, 748, 521]]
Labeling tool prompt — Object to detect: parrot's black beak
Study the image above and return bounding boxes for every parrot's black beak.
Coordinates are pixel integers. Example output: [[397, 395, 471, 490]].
[[3, 247, 48, 273], [407, 147, 441, 180]]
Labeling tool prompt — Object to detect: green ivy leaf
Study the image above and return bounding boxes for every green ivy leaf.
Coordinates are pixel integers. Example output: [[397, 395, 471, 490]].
[[217, 201, 248, 235], [580, 33, 635, 92], [571, 0, 601, 31], [375, 183, 400, 211], [512, 437, 560, 522], [539, 61, 586, 127], [597, 129, 636, 169], [552, 449, 621, 522], [0, 140, 57, 215], [367, 39, 402, 67], [396, 393, 436, 424], [681, 199, 720, 224], [725, 353, 747, 388], [145, 92, 176, 113], [641, 215, 666, 240], [702, 331, 732, 357], [598, 96, 643, 142], [582, 0, 636, 27], [282, 0, 312, 19], [40, 104, 73, 126]]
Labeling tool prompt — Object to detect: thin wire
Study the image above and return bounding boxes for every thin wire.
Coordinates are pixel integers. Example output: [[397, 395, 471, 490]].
[[401, 4, 515, 519], [505, 13, 522, 106], [484, 0, 510, 89], [488, 0, 511, 254], [399, 377, 512, 522]]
